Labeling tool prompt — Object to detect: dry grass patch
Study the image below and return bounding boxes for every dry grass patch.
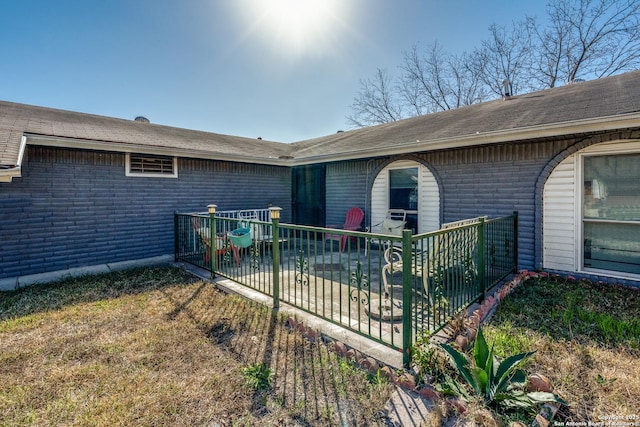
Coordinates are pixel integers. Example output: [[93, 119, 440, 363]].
[[484, 276, 640, 424], [0, 266, 393, 426]]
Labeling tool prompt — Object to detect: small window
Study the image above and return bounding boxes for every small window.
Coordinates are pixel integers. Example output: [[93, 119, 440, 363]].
[[126, 153, 178, 178]]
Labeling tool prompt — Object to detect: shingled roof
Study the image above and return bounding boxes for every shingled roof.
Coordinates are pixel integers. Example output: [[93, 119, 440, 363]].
[[0, 101, 290, 167], [290, 70, 640, 163], [2, 70, 640, 179]]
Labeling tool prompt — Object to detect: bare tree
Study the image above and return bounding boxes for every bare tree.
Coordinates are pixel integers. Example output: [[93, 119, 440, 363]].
[[532, 0, 640, 86], [399, 43, 452, 113], [475, 21, 535, 97], [347, 0, 640, 127], [529, 9, 570, 88], [346, 68, 404, 127], [451, 52, 489, 107], [399, 43, 488, 115]]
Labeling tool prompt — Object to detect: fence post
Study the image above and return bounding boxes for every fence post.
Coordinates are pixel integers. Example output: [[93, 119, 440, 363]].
[[174, 212, 179, 262], [270, 207, 282, 309], [208, 204, 217, 279], [512, 211, 518, 273], [477, 217, 486, 298], [401, 229, 413, 368]]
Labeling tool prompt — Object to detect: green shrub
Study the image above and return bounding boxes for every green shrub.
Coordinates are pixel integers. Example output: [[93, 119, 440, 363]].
[[241, 362, 273, 391], [439, 327, 566, 410]]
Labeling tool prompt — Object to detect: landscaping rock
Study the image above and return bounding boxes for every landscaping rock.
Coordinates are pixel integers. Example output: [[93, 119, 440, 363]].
[[304, 327, 322, 343], [345, 348, 361, 362], [332, 341, 347, 355], [455, 334, 468, 350], [379, 365, 396, 382], [361, 357, 379, 374], [396, 372, 416, 389], [285, 316, 297, 329], [296, 321, 307, 333], [416, 384, 441, 400], [527, 373, 553, 393]]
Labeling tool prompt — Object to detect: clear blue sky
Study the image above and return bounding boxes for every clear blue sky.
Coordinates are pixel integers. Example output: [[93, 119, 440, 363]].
[[1, 0, 548, 143]]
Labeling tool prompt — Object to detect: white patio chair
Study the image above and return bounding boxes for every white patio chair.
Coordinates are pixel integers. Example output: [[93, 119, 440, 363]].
[[365, 209, 406, 255]]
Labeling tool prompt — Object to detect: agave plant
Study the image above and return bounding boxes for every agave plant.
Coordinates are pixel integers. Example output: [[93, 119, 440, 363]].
[[439, 327, 566, 409]]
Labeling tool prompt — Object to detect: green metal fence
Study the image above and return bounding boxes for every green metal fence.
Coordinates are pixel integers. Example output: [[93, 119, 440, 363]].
[[175, 209, 518, 367]]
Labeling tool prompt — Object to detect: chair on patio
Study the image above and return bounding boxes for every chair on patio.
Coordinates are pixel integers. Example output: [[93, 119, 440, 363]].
[[226, 211, 265, 266], [238, 210, 265, 242], [191, 216, 227, 266], [365, 209, 406, 255], [324, 207, 365, 252]]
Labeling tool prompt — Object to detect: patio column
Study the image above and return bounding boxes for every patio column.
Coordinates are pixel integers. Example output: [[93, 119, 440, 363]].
[[208, 204, 217, 279], [270, 207, 282, 309]]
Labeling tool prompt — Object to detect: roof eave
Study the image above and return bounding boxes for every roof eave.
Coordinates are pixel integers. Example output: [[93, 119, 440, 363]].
[[18, 111, 640, 167], [1, 135, 27, 182], [24, 134, 294, 167], [291, 112, 640, 164], [0, 166, 21, 182]]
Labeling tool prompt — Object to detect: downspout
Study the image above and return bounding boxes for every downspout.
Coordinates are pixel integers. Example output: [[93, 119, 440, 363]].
[[0, 135, 27, 182]]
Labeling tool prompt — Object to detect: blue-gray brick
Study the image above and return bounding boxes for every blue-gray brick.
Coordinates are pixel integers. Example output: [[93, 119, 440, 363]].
[[0, 146, 291, 279]]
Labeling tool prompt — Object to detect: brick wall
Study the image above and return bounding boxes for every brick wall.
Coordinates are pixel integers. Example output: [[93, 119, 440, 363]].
[[0, 146, 291, 279]]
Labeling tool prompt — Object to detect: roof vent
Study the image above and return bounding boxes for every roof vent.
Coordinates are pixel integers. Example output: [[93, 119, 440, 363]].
[[502, 79, 511, 98], [134, 116, 150, 123]]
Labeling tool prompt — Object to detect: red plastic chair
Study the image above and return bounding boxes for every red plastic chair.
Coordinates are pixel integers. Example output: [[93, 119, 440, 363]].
[[324, 207, 365, 252]]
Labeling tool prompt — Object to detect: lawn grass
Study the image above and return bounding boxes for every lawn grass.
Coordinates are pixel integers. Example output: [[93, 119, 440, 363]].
[[484, 276, 640, 424], [0, 266, 393, 426], [412, 275, 640, 426]]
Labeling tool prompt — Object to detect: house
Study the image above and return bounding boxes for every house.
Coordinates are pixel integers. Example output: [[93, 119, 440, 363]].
[[2, 71, 640, 289]]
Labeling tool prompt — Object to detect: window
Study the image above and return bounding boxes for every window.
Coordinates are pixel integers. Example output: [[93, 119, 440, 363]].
[[389, 167, 418, 232], [126, 153, 178, 178], [582, 153, 640, 274]]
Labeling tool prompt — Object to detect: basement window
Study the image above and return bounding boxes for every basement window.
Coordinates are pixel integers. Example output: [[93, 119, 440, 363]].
[[126, 153, 178, 178]]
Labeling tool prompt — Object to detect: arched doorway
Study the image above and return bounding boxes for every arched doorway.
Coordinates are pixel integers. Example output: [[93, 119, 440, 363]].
[[370, 160, 440, 233]]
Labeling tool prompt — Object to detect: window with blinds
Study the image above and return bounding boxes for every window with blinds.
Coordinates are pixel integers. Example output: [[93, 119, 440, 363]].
[[126, 153, 178, 178]]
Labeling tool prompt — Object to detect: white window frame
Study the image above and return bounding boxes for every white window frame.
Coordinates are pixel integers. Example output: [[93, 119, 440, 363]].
[[125, 153, 178, 178], [576, 141, 640, 279], [388, 166, 420, 232]]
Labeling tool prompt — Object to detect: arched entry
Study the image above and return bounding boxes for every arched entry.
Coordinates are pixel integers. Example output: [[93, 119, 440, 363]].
[[370, 160, 440, 233]]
